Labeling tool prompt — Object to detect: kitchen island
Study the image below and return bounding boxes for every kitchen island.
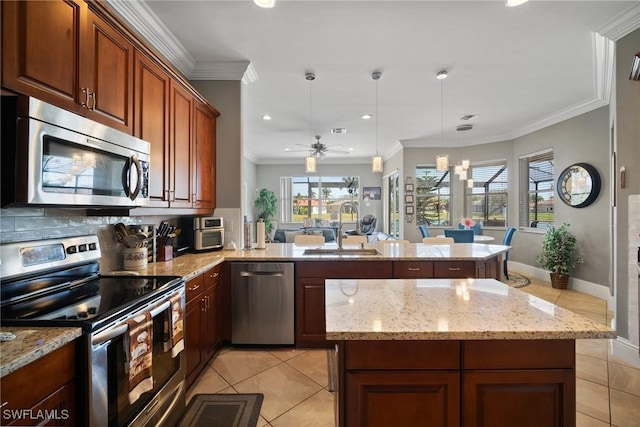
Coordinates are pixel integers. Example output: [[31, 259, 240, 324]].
[[325, 278, 615, 427]]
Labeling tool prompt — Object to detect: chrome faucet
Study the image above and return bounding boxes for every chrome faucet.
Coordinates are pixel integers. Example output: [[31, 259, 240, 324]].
[[337, 201, 360, 250]]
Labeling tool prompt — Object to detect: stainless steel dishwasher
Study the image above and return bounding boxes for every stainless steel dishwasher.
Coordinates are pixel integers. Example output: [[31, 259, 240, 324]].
[[231, 262, 295, 344]]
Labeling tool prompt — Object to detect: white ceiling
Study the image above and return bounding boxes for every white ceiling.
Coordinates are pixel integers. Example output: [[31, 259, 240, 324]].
[[108, 1, 640, 164]]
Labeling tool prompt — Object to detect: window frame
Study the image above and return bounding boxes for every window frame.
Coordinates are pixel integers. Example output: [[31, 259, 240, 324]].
[[415, 165, 451, 227], [464, 160, 509, 227], [519, 149, 555, 230]]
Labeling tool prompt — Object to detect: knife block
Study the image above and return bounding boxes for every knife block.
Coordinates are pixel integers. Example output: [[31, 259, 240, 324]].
[[157, 244, 173, 262]]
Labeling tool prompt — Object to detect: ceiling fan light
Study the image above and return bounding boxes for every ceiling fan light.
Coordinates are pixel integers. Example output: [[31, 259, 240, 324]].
[[372, 155, 383, 173], [467, 178, 474, 188], [461, 159, 470, 170], [454, 164, 463, 175], [253, 0, 275, 8], [436, 155, 449, 172], [305, 155, 316, 173], [459, 169, 467, 180]]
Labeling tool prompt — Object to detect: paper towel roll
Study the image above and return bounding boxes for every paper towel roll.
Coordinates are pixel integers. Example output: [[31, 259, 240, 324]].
[[256, 220, 266, 249]]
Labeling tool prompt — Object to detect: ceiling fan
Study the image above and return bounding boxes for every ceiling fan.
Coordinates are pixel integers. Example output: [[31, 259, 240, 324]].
[[292, 135, 350, 159]]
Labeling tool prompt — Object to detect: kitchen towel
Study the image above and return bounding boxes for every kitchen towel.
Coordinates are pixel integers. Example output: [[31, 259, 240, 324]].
[[163, 293, 184, 357], [125, 312, 154, 404]]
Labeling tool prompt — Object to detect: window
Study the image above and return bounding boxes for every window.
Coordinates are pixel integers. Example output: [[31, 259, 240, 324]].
[[387, 172, 400, 238], [281, 176, 359, 223], [519, 150, 554, 229], [465, 162, 508, 227], [415, 166, 451, 226]]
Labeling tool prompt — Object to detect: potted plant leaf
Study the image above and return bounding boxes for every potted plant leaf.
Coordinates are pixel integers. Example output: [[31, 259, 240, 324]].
[[536, 222, 583, 289], [255, 188, 277, 238]]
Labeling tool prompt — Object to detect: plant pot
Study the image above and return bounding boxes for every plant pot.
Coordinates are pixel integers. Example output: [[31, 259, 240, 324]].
[[550, 273, 569, 289]]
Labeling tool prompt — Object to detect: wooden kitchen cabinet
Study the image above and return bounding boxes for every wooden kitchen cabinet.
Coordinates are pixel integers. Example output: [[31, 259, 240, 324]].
[[185, 265, 222, 388], [193, 100, 217, 210], [295, 261, 393, 347], [1, 340, 77, 426], [169, 81, 195, 208], [2, 0, 134, 134], [337, 339, 575, 427]]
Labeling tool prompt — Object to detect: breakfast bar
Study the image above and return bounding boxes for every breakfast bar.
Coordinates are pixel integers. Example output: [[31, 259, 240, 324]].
[[325, 278, 615, 427]]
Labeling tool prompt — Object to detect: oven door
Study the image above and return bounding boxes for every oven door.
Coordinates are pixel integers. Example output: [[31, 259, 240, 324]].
[[90, 286, 185, 427], [194, 229, 224, 251]]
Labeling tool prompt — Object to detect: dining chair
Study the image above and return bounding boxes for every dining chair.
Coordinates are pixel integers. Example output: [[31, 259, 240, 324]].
[[458, 222, 483, 235], [444, 229, 474, 243], [294, 234, 325, 245], [343, 235, 368, 245], [422, 237, 454, 244], [502, 227, 518, 279], [417, 224, 430, 238], [378, 239, 410, 244]]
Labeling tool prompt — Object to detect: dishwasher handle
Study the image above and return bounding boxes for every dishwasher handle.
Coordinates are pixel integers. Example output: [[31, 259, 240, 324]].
[[240, 271, 285, 277]]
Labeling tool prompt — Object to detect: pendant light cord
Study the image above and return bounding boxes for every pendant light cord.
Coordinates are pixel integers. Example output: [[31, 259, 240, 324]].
[[375, 76, 379, 156]]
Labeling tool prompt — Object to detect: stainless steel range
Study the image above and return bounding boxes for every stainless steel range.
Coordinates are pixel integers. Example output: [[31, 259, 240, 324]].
[[0, 235, 186, 427]]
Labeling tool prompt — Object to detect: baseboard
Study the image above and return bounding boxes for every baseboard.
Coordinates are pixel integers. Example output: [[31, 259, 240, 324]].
[[611, 337, 640, 368], [509, 261, 614, 307]]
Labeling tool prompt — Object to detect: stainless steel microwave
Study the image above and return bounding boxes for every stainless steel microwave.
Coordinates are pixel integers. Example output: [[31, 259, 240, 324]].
[[193, 216, 224, 251], [1, 96, 150, 208]]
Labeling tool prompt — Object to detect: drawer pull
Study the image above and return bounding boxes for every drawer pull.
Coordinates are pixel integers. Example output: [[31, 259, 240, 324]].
[[408, 267, 420, 271], [212, 271, 219, 278], [448, 267, 461, 271], [188, 284, 200, 292]]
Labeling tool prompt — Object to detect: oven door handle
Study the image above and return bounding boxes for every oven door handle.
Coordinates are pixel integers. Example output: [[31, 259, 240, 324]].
[[91, 299, 172, 346]]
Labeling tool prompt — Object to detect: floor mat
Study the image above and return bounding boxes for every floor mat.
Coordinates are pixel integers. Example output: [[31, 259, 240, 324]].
[[502, 272, 531, 288], [179, 393, 263, 427]]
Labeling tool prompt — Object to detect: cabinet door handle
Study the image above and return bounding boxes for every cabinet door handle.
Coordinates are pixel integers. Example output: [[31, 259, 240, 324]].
[[188, 283, 200, 292], [212, 271, 219, 278], [88, 91, 96, 111], [204, 295, 210, 310], [448, 267, 461, 271], [201, 298, 206, 312], [81, 88, 90, 108], [408, 267, 420, 271]]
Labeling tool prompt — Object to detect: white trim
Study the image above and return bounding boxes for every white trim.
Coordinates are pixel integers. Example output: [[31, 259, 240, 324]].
[[509, 261, 613, 303], [103, 0, 195, 76], [596, 3, 640, 41], [191, 60, 253, 81], [517, 147, 553, 160], [611, 337, 640, 368]]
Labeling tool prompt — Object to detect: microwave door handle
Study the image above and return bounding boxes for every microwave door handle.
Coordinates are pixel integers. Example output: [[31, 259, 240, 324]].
[[128, 155, 143, 201], [91, 299, 172, 346]]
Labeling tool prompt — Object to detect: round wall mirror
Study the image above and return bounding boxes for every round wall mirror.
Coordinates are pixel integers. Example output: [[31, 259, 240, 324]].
[[556, 163, 601, 208]]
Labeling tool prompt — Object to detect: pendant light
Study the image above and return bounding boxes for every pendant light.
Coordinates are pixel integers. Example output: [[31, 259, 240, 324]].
[[435, 70, 449, 172], [371, 71, 383, 173], [305, 72, 317, 173]]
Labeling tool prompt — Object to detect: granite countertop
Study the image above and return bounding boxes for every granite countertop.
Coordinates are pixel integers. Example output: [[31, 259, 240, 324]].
[[0, 326, 82, 377], [325, 278, 616, 341]]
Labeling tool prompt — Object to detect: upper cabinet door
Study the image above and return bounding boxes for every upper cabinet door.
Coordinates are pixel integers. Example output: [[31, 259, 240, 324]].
[[2, 0, 134, 134], [169, 81, 194, 208], [134, 51, 170, 207], [193, 100, 217, 210], [2, 0, 84, 111], [81, 7, 134, 134]]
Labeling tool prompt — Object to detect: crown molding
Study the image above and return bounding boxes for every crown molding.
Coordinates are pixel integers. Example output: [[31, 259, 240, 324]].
[[191, 60, 255, 82], [596, 3, 640, 41], [103, 0, 195, 76]]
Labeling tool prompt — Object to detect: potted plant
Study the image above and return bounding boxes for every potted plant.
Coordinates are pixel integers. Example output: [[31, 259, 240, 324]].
[[536, 222, 583, 289], [255, 188, 277, 236]]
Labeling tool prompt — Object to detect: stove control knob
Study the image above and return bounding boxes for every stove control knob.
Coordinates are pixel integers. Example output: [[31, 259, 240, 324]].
[[78, 244, 87, 252], [88, 307, 98, 315], [78, 311, 88, 318], [66, 246, 77, 254], [89, 243, 97, 251], [68, 315, 78, 320]]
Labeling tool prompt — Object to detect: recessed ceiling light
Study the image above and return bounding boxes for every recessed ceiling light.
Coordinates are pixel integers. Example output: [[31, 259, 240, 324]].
[[331, 128, 347, 134], [460, 114, 478, 121], [253, 0, 275, 8], [348, 148, 354, 151], [284, 148, 290, 151], [262, 114, 272, 120], [361, 114, 372, 120], [505, 0, 529, 7]]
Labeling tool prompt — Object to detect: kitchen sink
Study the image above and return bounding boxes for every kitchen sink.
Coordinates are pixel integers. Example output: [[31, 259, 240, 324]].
[[302, 248, 381, 256]]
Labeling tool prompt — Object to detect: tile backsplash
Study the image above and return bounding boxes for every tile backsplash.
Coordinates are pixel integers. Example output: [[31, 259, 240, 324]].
[[0, 207, 180, 273]]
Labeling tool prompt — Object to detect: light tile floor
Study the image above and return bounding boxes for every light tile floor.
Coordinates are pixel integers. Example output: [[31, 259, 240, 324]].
[[187, 275, 640, 427]]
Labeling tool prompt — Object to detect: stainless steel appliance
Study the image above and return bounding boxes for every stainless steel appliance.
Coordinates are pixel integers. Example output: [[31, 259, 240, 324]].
[[1, 95, 150, 208], [192, 216, 224, 251], [231, 262, 294, 345], [0, 235, 185, 427]]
